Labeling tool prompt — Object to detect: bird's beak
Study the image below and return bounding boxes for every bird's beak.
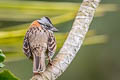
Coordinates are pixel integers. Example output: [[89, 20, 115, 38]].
[[51, 27, 58, 32]]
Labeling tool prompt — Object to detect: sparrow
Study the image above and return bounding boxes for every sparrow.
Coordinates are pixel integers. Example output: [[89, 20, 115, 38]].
[[23, 17, 58, 74]]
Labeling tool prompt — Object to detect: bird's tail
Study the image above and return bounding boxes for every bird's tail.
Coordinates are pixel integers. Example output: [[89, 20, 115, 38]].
[[33, 52, 46, 74]]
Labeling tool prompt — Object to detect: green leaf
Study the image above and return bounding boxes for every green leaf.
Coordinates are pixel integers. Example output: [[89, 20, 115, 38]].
[[0, 63, 5, 68], [0, 49, 6, 63], [0, 70, 19, 80]]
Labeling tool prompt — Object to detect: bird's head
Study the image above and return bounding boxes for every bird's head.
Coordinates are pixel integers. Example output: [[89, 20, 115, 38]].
[[37, 17, 58, 32]]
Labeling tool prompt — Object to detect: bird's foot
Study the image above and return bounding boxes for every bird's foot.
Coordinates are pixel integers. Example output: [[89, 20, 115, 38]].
[[48, 60, 53, 66]]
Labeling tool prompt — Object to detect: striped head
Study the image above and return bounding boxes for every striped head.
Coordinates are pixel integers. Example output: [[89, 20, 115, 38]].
[[37, 17, 58, 32]]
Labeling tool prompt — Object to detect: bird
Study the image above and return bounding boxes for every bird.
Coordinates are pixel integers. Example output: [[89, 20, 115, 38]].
[[23, 17, 58, 75]]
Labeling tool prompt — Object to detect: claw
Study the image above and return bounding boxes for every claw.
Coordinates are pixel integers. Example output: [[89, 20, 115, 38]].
[[48, 58, 53, 66]]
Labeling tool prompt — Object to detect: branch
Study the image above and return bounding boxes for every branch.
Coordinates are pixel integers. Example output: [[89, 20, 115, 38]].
[[31, 0, 101, 80]]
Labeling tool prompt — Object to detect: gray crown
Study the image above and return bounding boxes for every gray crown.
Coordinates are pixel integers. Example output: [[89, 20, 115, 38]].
[[37, 17, 58, 32]]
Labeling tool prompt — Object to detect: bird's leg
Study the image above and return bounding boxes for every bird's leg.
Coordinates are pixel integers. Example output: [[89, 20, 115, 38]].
[[48, 56, 52, 65], [33, 73, 40, 76]]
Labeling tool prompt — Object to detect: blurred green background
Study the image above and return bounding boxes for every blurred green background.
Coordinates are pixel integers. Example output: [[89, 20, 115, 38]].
[[0, 0, 120, 80]]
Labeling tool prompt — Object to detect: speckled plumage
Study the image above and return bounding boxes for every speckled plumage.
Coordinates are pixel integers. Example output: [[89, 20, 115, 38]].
[[23, 17, 57, 74]]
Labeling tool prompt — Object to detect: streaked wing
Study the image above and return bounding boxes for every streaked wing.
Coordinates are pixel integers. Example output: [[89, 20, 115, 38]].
[[23, 29, 33, 59], [47, 32, 57, 57]]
